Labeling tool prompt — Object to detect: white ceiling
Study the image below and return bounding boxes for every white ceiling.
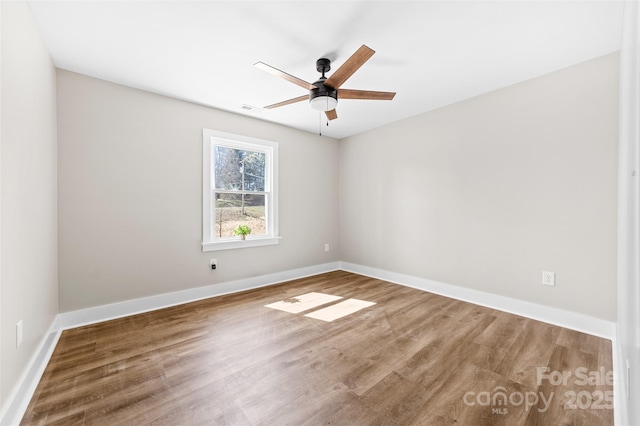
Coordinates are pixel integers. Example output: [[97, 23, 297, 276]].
[[28, 0, 624, 139]]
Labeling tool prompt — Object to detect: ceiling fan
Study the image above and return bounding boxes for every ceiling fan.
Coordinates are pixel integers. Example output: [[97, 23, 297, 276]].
[[254, 45, 396, 121]]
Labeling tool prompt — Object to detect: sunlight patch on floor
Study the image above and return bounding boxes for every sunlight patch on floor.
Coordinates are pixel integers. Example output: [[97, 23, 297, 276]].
[[304, 299, 376, 322], [264, 292, 342, 314], [265, 292, 375, 321]]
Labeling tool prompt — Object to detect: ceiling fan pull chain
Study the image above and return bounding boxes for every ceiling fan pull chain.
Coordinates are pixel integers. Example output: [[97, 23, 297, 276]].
[[325, 96, 330, 127]]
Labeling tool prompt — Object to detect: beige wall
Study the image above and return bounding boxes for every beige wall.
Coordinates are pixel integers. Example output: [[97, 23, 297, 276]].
[[339, 53, 619, 321], [1, 0, 59, 414], [57, 70, 339, 312]]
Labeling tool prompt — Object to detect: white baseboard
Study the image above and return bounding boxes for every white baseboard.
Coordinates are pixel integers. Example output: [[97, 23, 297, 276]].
[[339, 262, 621, 422], [56, 261, 341, 330], [1, 318, 61, 426], [1, 262, 339, 426], [342, 263, 624, 421], [339, 261, 616, 339], [3, 260, 618, 426]]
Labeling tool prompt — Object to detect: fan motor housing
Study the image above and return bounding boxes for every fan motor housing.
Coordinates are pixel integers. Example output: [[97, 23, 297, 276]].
[[309, 79, 338, 111], [309, 79, 338, 103]]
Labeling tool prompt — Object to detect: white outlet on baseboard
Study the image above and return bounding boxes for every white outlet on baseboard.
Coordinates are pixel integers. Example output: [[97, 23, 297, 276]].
[[542, 271, 556, 286], [325, 243, 330, 252], [16, 320, 23, 348]]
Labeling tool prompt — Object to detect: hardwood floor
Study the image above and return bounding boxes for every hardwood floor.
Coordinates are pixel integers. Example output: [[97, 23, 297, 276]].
[[21, 271, 613, 425]]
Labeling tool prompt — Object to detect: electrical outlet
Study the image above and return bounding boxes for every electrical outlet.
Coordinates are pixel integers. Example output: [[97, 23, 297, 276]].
[[542, 271, 556, 286], [324, 243, 330, 252], [209, 259, 217, 270], [16, 320, 23, 348]]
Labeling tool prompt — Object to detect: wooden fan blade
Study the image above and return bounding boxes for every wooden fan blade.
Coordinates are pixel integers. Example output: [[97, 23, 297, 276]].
[[325, 45, 375, 89], [325, 109, 338, 120], [338, 89, 396, 100], [264, 95, 309, 109], [254, 62, 317, 90]]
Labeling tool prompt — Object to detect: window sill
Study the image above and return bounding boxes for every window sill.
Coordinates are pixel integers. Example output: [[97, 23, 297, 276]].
[[202, 236, 279, 252]]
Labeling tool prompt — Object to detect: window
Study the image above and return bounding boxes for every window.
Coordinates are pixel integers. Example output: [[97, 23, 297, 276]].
[[202, 129, 278, 251]]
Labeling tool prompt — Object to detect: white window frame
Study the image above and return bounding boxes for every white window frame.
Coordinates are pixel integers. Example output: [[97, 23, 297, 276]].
[[202, 129, 279, 251]]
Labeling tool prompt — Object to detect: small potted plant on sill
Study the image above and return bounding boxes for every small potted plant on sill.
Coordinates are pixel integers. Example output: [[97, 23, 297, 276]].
[[234, 224, 252, 240]]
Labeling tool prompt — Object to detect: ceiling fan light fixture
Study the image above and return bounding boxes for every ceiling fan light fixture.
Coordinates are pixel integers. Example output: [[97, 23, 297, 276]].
[[256, 45, 394, 121], [309, 95, 338, 112], [309, 79, 338, 112]]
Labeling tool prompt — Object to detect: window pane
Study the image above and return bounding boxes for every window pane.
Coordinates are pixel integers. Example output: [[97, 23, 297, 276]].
[[214, 146, 265, 191], [242, 151, 265, 191], [214, 193, 266, 238]]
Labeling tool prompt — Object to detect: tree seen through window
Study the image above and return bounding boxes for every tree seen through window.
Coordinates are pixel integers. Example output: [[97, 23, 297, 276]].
[[214, 146, 267, 238]]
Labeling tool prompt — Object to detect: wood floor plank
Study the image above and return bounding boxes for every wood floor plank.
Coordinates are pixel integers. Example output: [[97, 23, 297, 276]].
[[407, 363, 532, 426], [524, 344, 613, 425], [495, 319, 561, 390], [21, 271, 613, 425]]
